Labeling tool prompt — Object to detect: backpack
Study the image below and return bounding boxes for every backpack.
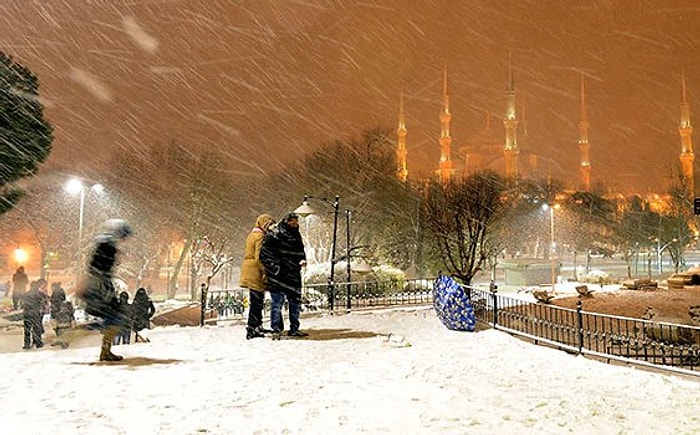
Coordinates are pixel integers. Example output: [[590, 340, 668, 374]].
[[433, 275, 477, 332]]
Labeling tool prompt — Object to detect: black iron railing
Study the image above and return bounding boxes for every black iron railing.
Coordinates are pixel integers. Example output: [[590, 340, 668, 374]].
[[206, 278, 434, 318], [304, 278, 434, 311], [206, 279, 700, 375], [206, 288, 246, 318], [469, 287, 700, 375]]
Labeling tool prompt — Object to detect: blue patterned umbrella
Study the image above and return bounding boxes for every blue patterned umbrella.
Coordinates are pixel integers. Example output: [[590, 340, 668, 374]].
[[433, 275, 476, 332]]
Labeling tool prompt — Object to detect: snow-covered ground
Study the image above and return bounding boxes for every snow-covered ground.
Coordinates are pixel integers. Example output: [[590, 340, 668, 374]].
[[1, 305, 699, 434]]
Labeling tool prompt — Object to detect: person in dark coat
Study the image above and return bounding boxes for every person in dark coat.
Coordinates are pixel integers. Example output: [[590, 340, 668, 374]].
[[259, 213, 308, 339], [22, 279, 48, 349], [76, 218, 133, 361], [132, 287, 155, 343], [113, 291, 132, 345], [12, 266, 29, 310], [239, 214, 276, 340], [55, 300, 75, 336], [49, 282, 66, 335]]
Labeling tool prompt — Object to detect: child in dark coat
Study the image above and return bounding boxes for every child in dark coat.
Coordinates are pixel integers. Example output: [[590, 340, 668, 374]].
[[132, 287, 155, 343], [113, 291, 132, 345]]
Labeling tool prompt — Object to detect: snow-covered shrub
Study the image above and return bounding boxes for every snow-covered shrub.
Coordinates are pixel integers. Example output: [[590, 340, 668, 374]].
[[581, 269, 614, 285]]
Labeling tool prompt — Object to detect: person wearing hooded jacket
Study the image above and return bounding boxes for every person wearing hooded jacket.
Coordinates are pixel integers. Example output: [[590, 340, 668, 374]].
[[77, 218, 133, 362], [132, 287, 155, 342], [259, 213, 308, 339], [239, 214, 276, 340]]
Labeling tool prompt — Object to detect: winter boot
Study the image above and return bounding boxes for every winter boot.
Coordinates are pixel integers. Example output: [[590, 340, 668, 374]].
[[246, 327, 264, 340], [99, 326, 123, 362]]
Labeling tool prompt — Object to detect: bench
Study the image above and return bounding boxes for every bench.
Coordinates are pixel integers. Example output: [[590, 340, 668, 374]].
[[533, 290, 554, 304], [576, 285, 594, 298]]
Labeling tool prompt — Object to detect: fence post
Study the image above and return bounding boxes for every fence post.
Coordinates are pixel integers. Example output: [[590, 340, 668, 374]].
[[200, 283, 207, 328], [576, 300, 583, 353], [491, 290, 498, 326]]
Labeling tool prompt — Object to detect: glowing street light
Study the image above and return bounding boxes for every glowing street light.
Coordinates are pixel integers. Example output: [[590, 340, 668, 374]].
[[65, 178, 105, 284], [294, 195, 340, 311], [14, 246, 27, 266], [542, 203, 560, 289]]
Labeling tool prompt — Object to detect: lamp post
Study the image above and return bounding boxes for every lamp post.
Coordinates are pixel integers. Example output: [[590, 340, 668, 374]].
[[65, 178, 105, 284], [345, 209, 351, 310], [542, 203, 559, 289], [294, 195, 340, 311]]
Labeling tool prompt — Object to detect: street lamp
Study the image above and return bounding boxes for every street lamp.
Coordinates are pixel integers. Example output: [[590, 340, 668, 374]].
[[341, 209, 374, 310], [14, 245, 27, 267], [542, 203, 560, 289], [294, 195, 340, 311], [65, 178, 105, 284]]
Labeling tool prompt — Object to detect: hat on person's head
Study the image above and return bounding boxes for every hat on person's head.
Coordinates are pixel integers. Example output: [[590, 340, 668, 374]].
[[255, 214, 275, 232], [101, 218, 134, 240]]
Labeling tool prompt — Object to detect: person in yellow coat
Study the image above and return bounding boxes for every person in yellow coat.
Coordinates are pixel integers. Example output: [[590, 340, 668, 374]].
[[239, 214, 276, 339]]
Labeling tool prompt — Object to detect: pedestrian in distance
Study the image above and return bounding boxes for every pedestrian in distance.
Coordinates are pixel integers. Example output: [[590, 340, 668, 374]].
[[49, 299, 76, 350], [55, 300, 75, 336], [49, 282, 66, 335], [259, 212, 308, 340], [22, 279, 48, 349], [240, 213, 276, 340], [132, 287, 155, 343], [76, 218, 133, 362], [113, 291, 132, 345], [12, 266, 28, 310]]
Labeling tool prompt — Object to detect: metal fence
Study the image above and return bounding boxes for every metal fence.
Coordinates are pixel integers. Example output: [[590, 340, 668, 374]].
[[205, 278, 434, 317], [468, 287, 700, 376], [206, 279, 700, 376]]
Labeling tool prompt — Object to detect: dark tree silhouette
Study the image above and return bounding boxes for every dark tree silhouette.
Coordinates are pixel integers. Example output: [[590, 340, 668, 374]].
[[0, 52, 53, 214]]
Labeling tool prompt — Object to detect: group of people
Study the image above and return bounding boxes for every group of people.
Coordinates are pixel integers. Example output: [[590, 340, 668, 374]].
[[13, 211, 306, 360], [19, 277, 75, 350], [112, 288, 157, 346], [240, 212, 308, 340]]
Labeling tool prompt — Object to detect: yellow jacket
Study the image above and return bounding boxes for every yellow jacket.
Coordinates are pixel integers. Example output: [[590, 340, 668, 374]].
[[239, 214, 275, 292]]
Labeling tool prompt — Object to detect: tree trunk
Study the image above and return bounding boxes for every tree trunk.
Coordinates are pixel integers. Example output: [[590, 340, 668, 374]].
[[167, 239, 192, 299]]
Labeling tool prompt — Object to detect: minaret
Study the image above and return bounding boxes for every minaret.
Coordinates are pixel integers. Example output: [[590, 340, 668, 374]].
[[520, 95, 528, 150], [578, 74, 592, 192], [679, 73, 695, 197], [503, 57, 519, 177], [437, 61, 454, 183], [396, 87, 408, 182]]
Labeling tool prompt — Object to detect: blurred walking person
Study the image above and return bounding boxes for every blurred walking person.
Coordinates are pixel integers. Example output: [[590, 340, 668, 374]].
[[76, 218, 133, 361], [239, 214, 276, 340], [260, 213, 308, 339]]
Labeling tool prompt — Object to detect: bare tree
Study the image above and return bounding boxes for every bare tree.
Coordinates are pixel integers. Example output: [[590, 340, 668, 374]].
[[422, 171, 513, 285]]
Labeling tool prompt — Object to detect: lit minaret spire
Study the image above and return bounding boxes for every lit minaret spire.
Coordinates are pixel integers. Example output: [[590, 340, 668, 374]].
[[437, 61, 453, 183], [396, 86, 408, 182], [678, 73, 695, 197], [503, 56, 519, 177], [520, 95, 528, 149], [578, 74, 592, 192]]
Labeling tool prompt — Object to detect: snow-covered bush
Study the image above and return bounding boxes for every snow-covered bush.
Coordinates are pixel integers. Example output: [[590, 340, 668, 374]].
[[581, 269, 615, 285]]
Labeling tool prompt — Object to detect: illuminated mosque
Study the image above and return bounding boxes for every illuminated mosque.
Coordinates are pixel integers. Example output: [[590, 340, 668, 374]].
[[395, 62, 695, 200]]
